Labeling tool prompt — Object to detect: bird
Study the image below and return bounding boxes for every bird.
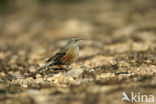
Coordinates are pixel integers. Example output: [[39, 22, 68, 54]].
[[37, 38, 84, 72]]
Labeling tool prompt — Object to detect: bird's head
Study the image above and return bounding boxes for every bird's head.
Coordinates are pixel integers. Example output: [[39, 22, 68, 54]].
[[66, 38, 84, 48]]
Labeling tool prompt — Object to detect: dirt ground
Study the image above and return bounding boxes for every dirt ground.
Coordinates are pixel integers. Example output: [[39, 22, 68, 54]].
[[0, 0, 156, 104]]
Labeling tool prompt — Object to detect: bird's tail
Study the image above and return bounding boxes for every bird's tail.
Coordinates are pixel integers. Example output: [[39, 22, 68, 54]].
[[37, 62, 53, 72]]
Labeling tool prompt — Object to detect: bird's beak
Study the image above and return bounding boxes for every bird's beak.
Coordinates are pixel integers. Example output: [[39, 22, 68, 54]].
[[79, 39, 84, 41]]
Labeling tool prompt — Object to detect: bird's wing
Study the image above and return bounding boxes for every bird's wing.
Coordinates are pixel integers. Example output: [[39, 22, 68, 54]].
[[45, 48, 66, 64]]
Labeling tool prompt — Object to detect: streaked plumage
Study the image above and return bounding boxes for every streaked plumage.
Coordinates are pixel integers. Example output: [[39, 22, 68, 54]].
[[37, 38, 83, 72]]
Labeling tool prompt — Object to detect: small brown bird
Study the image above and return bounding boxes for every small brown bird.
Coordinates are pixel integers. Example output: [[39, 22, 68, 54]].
[[37, 38, 84, 72]]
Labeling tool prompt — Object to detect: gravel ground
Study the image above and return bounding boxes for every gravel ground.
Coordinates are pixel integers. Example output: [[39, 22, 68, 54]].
[[0, 0, 156, 104]]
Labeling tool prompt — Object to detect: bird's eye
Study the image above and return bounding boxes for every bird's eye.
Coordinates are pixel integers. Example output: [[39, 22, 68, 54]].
[[75, 39, 78, 41]]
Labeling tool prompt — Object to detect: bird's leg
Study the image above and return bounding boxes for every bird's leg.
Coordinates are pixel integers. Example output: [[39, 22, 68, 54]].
[[66, 65, 71, 70], [58, 65, 70, 71], [65, 65, 72, 71], [58, 65, 65, 69]]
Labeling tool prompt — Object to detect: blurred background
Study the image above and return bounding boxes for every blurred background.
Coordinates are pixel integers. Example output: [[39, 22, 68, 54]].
[[1, 0, 156, 57], [0, 0, 156, 104], [1, 0, 156, 42]]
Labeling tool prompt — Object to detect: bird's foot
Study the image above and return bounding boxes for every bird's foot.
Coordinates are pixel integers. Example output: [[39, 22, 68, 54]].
[[58, 65, 70, 71]]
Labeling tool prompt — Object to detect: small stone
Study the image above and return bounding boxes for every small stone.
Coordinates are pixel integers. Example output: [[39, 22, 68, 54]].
[[8, 71, 13, 75], [0, 52, 8, 59], [58, 77, 63, 83], [12, 73, 22, 78], [96, 73, 115, 80], [47, 77, 53, 81], [63, 77, 74, 83], [0, 72, 6, 77], [21, 84, 28, 88], [36, 74, 42, 78], [64, 68, 84, 77], [29, 66, 36, 72]]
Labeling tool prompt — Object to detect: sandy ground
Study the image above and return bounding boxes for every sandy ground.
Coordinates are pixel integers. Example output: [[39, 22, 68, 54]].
[[0, 0, 156, 104]]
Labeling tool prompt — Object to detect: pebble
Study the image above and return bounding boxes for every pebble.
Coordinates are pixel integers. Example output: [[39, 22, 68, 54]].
[[36, 74, 42, 78]]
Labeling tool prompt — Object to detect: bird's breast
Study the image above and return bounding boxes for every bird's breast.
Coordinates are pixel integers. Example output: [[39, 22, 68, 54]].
[[60, 47, 78, 65]]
